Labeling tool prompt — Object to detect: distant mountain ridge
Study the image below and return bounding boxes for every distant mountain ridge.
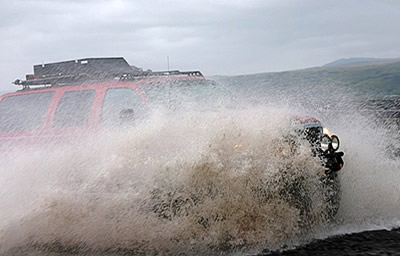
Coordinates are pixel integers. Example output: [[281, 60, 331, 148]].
[[324, 57, 400, 67]]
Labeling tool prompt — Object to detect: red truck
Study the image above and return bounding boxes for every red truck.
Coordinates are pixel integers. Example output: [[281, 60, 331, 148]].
[[0, 57, 206, 151], [1, 57, 344, 221]]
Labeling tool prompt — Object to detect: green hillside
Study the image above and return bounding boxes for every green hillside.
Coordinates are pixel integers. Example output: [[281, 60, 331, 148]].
[[321, 61, 400, 96], [216, 61, 400, 98]]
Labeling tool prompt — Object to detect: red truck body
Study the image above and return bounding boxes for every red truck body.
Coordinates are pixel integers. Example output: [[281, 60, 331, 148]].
[[0, 75, 205, 152]]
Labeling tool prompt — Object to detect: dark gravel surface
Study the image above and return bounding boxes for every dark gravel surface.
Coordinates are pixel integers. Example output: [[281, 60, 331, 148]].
[[263, 228, 400, 256]]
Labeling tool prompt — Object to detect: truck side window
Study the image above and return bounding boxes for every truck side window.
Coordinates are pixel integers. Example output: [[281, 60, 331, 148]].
[[0, 92, 55, 131], [101, 87, 145, 126], [53, 90, 95, 128]]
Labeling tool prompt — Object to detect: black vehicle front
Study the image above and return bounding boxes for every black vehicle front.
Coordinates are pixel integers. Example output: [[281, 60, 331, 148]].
[[298, 120, 345, 220], [302, 122, 345, 174]]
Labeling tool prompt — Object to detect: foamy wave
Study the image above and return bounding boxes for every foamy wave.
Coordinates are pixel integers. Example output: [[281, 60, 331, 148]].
[[0, 108, 334, 255]]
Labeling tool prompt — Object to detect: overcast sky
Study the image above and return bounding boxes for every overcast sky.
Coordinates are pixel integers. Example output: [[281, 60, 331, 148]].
[[1, 0, 399, 90]]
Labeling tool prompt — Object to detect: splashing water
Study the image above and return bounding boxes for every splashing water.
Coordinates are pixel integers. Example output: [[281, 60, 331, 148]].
[[0, 79, 399, 255], [0, 107, 341, 255]]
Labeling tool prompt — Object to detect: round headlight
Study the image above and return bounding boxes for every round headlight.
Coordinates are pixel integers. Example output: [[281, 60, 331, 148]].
[[331, 135, 340, 151], [320, 134, 331, 152]]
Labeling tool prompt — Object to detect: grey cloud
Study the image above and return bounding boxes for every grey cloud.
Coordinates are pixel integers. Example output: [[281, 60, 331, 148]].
[[1, 0, 399, 90]]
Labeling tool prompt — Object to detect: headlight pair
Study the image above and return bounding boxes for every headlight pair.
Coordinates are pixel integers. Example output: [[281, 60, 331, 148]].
[[320, 134, 340, 153]]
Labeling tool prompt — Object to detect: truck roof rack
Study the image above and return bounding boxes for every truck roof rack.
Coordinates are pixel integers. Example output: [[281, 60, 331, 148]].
[[13, 57, 203, 89]]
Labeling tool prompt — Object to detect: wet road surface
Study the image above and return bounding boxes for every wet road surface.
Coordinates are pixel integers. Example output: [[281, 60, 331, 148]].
[[263, 228, 400, 256]]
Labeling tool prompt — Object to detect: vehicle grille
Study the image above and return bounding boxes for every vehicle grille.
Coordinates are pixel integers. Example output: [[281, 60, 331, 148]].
[[304, 126, 323, 145]]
